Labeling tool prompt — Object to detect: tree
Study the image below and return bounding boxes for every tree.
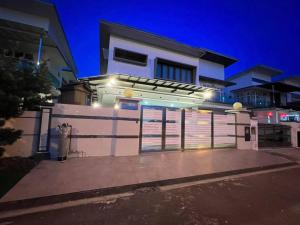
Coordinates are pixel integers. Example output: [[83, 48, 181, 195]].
[[0, 57, 52, 157]]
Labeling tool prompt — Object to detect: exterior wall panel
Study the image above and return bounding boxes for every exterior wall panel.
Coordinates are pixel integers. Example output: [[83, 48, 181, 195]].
[[3, 111, 41, 157], [213, 114, 236, 148], [107, 36, 225, 86], [185, 110, 212, 149]]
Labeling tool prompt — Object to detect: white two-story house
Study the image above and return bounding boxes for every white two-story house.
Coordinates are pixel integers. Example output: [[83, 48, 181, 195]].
[[84, 21, 237, 110], [80, 21, 240, 151]]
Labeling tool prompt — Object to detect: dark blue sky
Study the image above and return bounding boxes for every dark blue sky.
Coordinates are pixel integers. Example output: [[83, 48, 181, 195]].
[[53, 0, 300, 79]]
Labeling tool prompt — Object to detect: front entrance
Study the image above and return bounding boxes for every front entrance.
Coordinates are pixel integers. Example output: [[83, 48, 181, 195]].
[[140, 105, 237, 152], [140, 106, 181, 151]]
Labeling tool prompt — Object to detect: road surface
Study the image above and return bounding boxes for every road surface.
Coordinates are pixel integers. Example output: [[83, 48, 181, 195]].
[[1, 167, 300, 225]]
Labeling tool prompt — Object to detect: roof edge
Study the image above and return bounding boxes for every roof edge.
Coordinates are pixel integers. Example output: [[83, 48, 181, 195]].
[[100, 20, 237, 67]]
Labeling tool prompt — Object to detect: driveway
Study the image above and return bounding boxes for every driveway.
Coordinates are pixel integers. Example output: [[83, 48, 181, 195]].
[[0, 149, 293, 204]]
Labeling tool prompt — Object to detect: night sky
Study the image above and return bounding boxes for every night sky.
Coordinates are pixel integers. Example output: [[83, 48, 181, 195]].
[[53, 0, 300, 80]]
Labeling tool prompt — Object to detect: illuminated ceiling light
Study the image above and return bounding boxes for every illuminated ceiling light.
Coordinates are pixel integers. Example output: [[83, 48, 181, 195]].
[[106, 77, 117, 87], [203, 91, 213, 99], [110, 77, 116, 84], [114, 103, 120, 110], [92, 102, 100, 108]]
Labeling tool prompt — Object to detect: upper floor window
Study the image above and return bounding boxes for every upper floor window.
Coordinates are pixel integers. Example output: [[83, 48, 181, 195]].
[[155, 58, 195, 84], [0, 48, 34, 61], [113, 48, 147, 66]]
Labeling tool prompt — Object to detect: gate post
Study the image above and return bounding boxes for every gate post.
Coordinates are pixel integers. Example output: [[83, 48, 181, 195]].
[[235, 111, 252, 150], [37, 107, 52, 153]]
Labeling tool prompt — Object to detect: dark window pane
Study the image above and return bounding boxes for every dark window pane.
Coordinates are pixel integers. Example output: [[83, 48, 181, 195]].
[[114, 48, 147, 65], [4, 49, 13, 57], [169, 66, 174, 80], [24, 53, 34, 60], [186, 70, 192, 83], [162, 65, 168, 79], [156, 63, 162, 78], [15, 51, 24, 58], [181, 69, 187, 82], [175, 68, 181, 81]]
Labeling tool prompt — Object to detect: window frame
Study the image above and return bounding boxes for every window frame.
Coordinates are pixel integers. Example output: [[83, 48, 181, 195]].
[[113, 47, 148, 66], [154, 58, 196, 84]]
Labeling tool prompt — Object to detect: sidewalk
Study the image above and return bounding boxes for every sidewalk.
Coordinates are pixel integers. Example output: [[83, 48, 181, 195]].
[[0, 149, 296, 210]]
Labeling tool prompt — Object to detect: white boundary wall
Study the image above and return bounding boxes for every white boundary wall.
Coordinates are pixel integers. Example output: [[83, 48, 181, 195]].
[[49, 103, 141, 158], [3, 111, 40, 157]]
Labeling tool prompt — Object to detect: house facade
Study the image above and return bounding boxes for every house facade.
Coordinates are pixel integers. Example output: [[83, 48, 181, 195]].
[[0, 0, 77, 90], [77, 21, 256, 154], [3, 18, 300, 158], [93, 21, 237, 110]]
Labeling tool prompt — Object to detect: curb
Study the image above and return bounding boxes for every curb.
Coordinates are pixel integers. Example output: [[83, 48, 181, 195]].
[[265, 151, 300, 162], [0, 161, 297, 213]]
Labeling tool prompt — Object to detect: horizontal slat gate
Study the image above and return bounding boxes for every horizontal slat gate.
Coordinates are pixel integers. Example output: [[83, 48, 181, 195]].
[[213, 113, 236, 148], [141, 106, 163, 151], [141, 107, 236, 151], [185, 110, 212, 149], [165, 108, 182, 150]]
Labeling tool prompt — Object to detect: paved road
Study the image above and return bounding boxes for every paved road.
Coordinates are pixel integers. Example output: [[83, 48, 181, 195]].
[[1, 167, 300, 225]]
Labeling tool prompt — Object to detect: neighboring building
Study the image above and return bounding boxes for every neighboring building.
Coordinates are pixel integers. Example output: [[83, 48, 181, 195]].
[[225, 65, 300, 108], [0, 0, 77, 89], [225, 66, 300, 148], [279, 75, 300, 110]]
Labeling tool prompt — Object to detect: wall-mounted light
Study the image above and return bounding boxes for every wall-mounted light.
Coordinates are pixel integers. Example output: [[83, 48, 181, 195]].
[[114, 103, 120, 110], [203, 91, 213, 99], [92, 102, 100, 108], [106, 77, 117, 87]]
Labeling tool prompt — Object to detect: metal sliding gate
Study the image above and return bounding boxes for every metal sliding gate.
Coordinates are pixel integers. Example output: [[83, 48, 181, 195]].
[[140, 106, 182, 151], [140, 106, 236, 152]]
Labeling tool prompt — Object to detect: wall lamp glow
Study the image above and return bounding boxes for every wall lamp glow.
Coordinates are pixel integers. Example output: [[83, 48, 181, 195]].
[[114, 103, 120, 110], [203, 91, 213, 99], [106, 77, 117, 87], [92, 102, 100, 108]]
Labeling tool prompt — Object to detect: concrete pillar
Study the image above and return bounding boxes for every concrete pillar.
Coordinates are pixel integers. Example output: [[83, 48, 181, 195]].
[[37, 108, 52, 152], [281, 122, 300, 148], [250, 119, 258, 150], [235, 111, 252, 150]]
